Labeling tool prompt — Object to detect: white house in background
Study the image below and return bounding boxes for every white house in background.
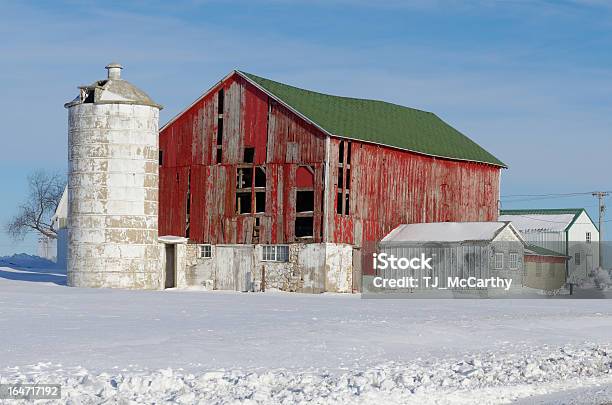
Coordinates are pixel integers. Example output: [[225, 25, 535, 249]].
[[499, 208, 599, 282], [37, 187, 68, 268]]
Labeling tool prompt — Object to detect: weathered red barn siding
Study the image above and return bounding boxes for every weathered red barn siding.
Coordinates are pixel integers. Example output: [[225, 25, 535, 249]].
[[159, 73, 326, 243], [160, 71, 501, 247], [324, 138, 500, 246]]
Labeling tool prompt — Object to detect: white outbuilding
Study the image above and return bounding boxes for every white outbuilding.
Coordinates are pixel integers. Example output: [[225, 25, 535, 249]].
[[499, 208, 599, 282]]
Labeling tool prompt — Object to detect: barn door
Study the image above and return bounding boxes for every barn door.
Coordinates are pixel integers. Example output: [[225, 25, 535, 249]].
[[215, 246, 253, 291], [234, 246, 253, 292]]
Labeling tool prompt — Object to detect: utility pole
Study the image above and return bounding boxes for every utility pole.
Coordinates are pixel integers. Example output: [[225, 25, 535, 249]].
[[592, 191, 609, 269]]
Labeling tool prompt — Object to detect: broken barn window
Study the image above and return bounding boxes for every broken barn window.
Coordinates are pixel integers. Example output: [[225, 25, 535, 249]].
[[198, 244, 212, 258], [347, 142, 352, 165], [236, 192, 251, 214], [345, 168, 351, 190], [215, 89, 224, 164], [296, 190, 314, 212], [255, 167, 266, 188], [243, 147, 255, 163], [236, 167, 253, 189], [217, 119, 224, 145], [235, 166, 267, 215], [295, 217, 314, 238], [262, 245, 289, 262], [255, 191, 266, 213], [159, 150, 164, 166], [217, 88, 224, 114], [186, 169, 191, 238], [344, 192, 350, 215], [336, 140, 351, 215]]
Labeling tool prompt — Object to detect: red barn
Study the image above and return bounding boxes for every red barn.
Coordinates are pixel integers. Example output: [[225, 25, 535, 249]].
[[158, 71, 505, 293]]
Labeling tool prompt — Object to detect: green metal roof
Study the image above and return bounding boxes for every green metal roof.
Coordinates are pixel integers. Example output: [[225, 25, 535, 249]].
[[500, 208, 584, 216], [525, 244, 570, 258], [500, 208, 597, 231], [238, 71, 506, 167]]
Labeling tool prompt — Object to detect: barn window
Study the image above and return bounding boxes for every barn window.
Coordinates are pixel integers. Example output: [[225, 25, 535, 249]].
[[244, 147, 255, 163], [215, 89, 224, 164], [336, 140, 351, 216], [185, 169, 191, 238], [159, 150, 164, 166], [508, 252, 519, 270], [262, 245, 289, 262], [255, 191, 266, 213], [494, 252, 504, 269], [295, 217, 314, 238], [236, 192, 251, 214], [295, 165, 315, 239], [217, 88, 224, 114], [586, 232, 591, 244], [236, 167, 253, 189], [235, 166, 266, 215], [255, 167, 266, 187], [198, 244, 212, 258], [296, 191, 314, 213]]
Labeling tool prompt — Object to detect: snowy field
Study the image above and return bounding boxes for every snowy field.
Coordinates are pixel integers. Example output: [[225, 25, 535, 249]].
[[1, 262, 612, 404]]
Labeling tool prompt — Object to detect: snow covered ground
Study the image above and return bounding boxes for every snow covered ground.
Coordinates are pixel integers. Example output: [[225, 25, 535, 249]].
[[1, 263, 612, 404]]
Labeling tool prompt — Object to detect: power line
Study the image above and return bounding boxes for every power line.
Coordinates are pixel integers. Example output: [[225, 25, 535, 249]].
[[501, 191, 612, 198]]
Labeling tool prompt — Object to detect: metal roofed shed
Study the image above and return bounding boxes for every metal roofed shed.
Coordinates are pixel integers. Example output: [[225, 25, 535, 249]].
[[381, 221, 524, 243], [499, 208, 599, 284], [524, 244, 571, 292], [369, 222, 527, 296]]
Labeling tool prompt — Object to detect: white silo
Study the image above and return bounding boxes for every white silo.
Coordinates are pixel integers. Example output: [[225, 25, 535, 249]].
[[65, 63, 163, 289]]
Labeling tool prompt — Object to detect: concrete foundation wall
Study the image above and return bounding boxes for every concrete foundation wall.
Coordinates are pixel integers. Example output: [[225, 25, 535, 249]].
[[67, 103, 163, 289], [181, 243, 353, 293]]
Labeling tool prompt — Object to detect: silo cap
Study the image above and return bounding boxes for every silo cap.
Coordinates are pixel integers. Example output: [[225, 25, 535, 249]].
[[105, 62, 123, 79], [64, 63, 162, 109]]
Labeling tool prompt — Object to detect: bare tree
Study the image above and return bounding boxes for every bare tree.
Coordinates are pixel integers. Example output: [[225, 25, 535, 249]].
[[6, 170, 66, 240]]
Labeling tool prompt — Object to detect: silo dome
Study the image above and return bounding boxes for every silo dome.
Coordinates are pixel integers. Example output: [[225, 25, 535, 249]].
[[65, 63, 164, 289]]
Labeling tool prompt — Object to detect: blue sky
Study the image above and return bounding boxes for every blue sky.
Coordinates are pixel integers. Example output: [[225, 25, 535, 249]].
[[1, 0, 612, 255]]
